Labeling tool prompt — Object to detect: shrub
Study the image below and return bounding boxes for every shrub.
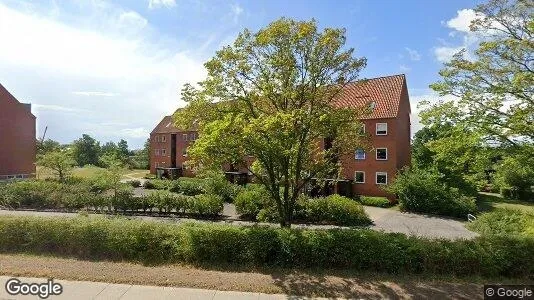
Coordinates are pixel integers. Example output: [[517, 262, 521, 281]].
[[129, 180, 141, 188], [359, 196, 392, 208], [494, 154, 534, 201], [387, 168, 477, 218], [177, 178, 205, 196], [142, 180, 155, 189], [0, 216, 533, 278], [305, 195, 372, 226], [200, 172, 242, 203], [189, 194, 223, 216], [235, 186, 272, 219], [467, 208, 534, 236]]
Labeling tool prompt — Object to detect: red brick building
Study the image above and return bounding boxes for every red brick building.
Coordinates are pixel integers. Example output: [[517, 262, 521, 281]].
[[150, 74, 411, 198], [0, 83, 36, 180]]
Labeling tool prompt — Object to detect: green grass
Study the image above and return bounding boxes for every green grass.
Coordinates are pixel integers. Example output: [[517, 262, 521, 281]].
[[36, 166, 149, 181], [477, 192, 534, 213]]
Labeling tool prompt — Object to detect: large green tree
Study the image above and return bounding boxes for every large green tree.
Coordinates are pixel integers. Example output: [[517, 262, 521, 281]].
[[72, 134, 101, 167], [427, 0, 533, 147], [174, 18, 367, 227]]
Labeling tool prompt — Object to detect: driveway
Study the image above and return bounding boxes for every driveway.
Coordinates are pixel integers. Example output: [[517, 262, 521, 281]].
[[363, 206, 478, 240]]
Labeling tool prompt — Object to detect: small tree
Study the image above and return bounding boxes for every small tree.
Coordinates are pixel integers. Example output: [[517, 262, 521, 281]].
[[37, 150, 76, 182], [95, 156, 128, 212], [174, 18, 367, 227]]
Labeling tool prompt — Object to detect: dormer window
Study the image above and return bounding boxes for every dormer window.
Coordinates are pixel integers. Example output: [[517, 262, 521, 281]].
[[376, 123, 387, 135], [369, 101, 376, 110]]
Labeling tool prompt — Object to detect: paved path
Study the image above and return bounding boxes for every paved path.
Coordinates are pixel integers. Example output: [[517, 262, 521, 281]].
[[0, 205, 477, 240], [364, 206, 478, 239], [0, 276, 320, 299]]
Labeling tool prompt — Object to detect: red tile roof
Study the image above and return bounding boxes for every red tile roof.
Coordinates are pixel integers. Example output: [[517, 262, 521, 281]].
[[153, 74, 408, 133], [333, 74, 406, 119]]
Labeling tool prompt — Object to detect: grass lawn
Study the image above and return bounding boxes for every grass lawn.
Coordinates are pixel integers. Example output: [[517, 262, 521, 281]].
[[36, 166, 149, 181], [0, 253, 525, 299], [477, 192, 534, 213]]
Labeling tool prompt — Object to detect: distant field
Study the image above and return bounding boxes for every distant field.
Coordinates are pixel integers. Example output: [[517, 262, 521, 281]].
[[36, 166, 149, 180]]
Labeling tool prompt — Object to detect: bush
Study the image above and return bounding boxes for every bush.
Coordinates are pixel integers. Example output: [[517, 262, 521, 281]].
[[305, 195, 372, 226], [129, 180, 141, 188], [142, 180, 155, 189], [467, 208, 534, 236], [0, 216, 533, 278], [177, 178, 205, 196], [359, 196, 392, 208], [189, 194, 224, 216], [494, 154, 534, 201], [235, 186, 272, 219], [387, 168, 477, 218]]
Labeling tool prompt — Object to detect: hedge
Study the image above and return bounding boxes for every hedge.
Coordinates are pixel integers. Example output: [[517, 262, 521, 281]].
[[0, 216, 532, 278], [0, 180, 223, 217], [467, 208, 534, 237], [358, 196, 392, 208]]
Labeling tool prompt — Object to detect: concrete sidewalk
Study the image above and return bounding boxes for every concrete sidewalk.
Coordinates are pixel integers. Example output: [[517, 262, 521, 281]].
[[0, 276, 325, 299]]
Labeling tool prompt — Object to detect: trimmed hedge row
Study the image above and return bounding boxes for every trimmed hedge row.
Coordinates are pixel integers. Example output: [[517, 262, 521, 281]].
[[0, 181, 223, 217], [467, 208, 534, 237], [143, 177, 241, 202], [0, 216, 532, 278]]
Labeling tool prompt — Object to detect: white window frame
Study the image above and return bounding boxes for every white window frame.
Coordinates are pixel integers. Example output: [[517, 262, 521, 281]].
[[183, 133, 188, 141], [355, 148, 366, 160], [154, 136, 159, 142], [161, 135, 166, 142], [182, 148, 187, 157], [376, 123, 388, 135], [155, 149, 160, 156], [376, 172, 388, 185], [376, 148, 388, 160], [161, 149, 166, 156], [354, 171, 365, 184]]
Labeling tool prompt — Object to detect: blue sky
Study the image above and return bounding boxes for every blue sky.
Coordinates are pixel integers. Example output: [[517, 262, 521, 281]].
[[0, 0, 483, 149]]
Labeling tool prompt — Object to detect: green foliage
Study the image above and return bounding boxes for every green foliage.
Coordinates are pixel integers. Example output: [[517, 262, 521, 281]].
[[72, 134, 101, 167], [468, 208, 534, 237], [304, 195, 372, 226], [0, 216, 533, 278], [387, 168, 477, 218], [188, 194, 224, 216], [359, 196, 392, 208], [235, 185, 271, 219], [36, 139, 61, 156], [494, 153, 534, 201], [428, 0, 533, 146], [176, 178, 206, 196], [129, 180, 141, 188], [37, 149, 76, 182], [174, 18, 368, 227], [200, 172, 242, 203]]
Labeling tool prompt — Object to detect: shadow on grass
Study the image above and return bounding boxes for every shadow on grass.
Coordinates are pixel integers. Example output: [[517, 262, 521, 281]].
[[477, 192, 534, 212]]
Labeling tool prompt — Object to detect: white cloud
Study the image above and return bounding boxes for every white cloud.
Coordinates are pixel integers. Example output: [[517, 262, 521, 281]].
[[230, 3, 243, 23], [433, 8, 485, 63], [409, 93, 458, 135], [404, 47, 421, 61], [148, 0, 176, 10], [399, 65, 411, 72], [434, 46, 465, 63], [445, 9, 482, 32], [72, 91, 120, 97], [0, 2, 206, 148], [33, 104, 89, 113]]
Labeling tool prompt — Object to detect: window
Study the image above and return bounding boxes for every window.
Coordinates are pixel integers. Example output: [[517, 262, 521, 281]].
[[376, 172, 387, 185], [376, 148, 387, 160], [354, 171, 365, 183], [161, 135, 166, 142], [161, 149, 166, 156], [359, 123, 366, 135], [183, 134, 188, 141], [355, 148, 366, 160], [154, 136, 159, 142], [182, 148, 187, 156], [155, 149, 160, 156], [376, 123, 387, 135], [190, 133, 196, 141]]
